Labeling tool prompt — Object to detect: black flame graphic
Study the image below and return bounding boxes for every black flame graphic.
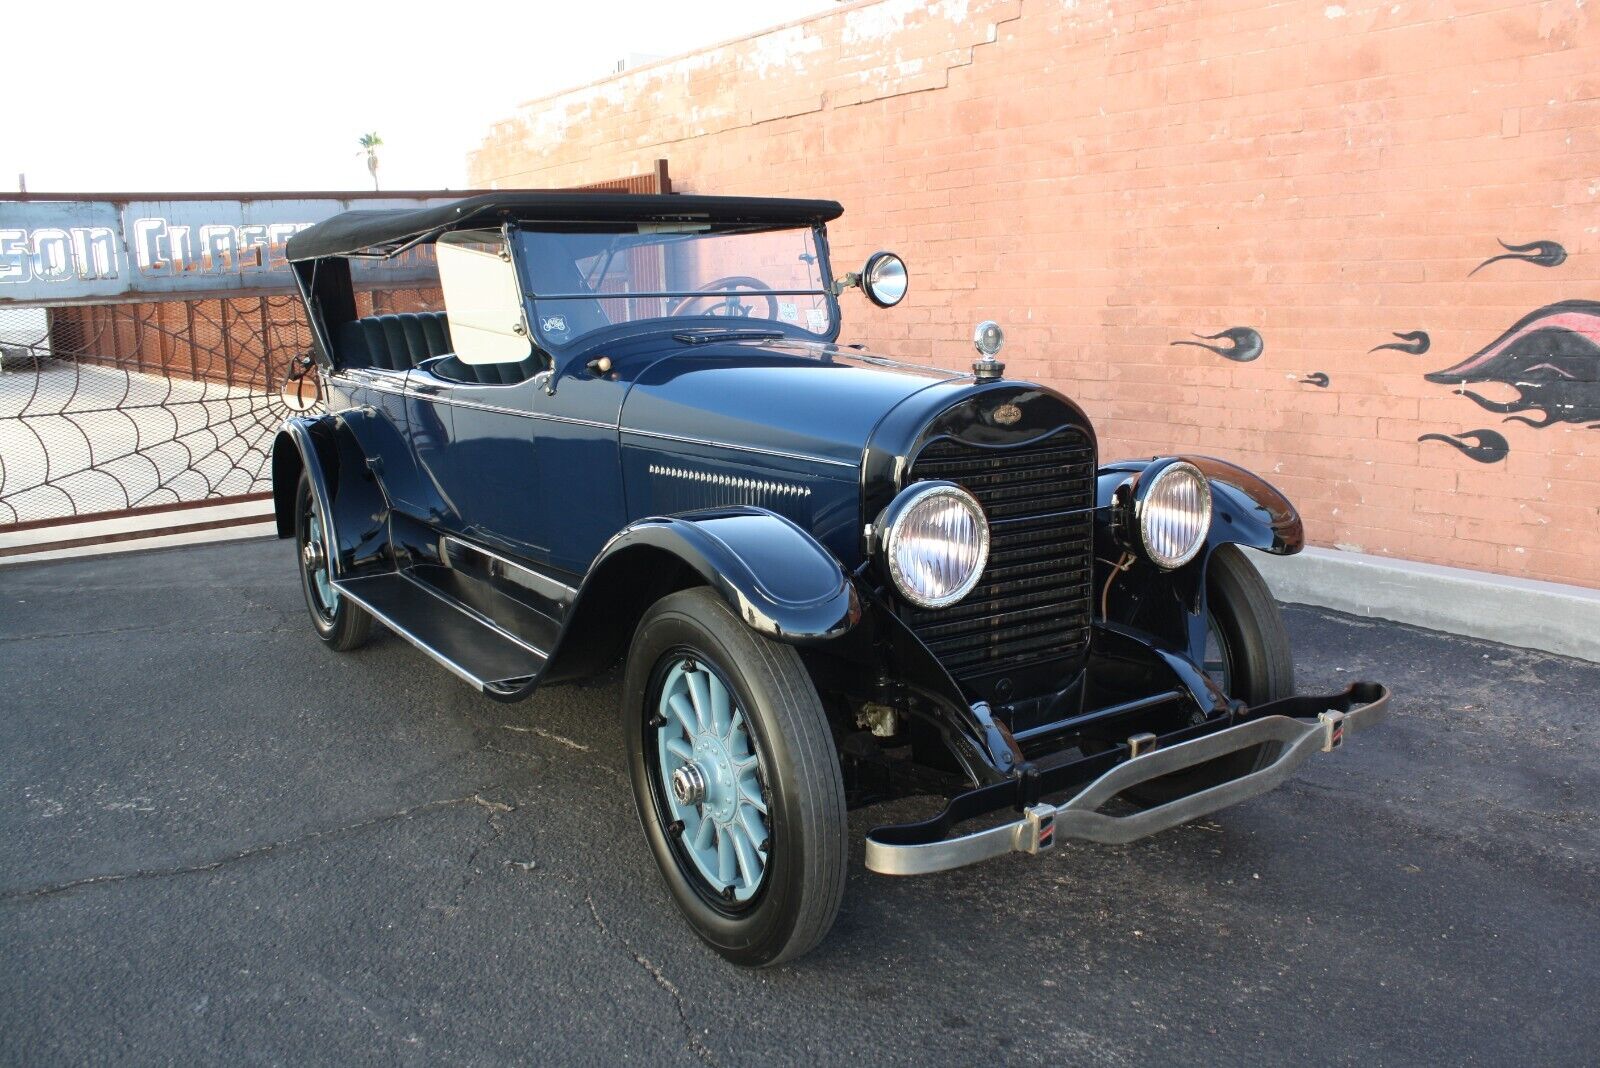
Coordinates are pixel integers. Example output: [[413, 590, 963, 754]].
[[1170, 327, 1263, 363], [1468, 239, 1567, 277], [1299, 372, 1330, 388], [1370, 331, 1431, 356], [1417, 430, 1510, 464]]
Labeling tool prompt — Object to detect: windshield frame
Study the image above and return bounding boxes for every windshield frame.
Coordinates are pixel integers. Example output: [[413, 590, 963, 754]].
[[509, 220, 842, 360]]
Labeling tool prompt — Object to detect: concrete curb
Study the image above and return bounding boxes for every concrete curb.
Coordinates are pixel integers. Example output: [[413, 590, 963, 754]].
[[1252, 546, 1600, 663]]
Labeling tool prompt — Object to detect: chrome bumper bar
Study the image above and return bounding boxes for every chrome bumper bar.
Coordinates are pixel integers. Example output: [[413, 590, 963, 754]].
[[865, 682, 1390, 876]]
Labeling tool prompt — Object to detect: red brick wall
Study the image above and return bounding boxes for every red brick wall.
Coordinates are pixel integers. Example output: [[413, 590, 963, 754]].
[[471, 0, 1600, 588]]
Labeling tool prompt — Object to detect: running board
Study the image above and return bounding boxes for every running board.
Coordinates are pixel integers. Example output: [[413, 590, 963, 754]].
[[333, 572, 547, 693]]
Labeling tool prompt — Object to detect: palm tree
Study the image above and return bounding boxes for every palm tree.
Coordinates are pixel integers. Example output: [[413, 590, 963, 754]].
[[358, 132, 383, 191]]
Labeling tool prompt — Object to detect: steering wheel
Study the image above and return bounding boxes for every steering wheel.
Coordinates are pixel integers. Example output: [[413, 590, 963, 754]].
[[667, 276, 779, 320]]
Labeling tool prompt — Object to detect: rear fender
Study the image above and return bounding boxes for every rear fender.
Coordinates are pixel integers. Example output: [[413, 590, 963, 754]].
[[269, 415, 390, 576]]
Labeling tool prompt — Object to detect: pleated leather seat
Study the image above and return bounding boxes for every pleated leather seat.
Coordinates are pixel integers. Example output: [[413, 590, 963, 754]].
[[336, 312, 454, 371]]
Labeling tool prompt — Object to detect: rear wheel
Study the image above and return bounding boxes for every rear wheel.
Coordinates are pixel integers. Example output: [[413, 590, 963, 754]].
[[1110, 545, 1293, 806], [623, 588, 847, 967], [294, 473, 372, 652]]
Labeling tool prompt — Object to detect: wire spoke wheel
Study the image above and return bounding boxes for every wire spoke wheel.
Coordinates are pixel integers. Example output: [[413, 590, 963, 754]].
[[653, 656, 772, 905]]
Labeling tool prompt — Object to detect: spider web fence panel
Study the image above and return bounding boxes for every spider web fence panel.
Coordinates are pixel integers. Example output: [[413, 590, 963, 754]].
[[0, 287, 438, 562]]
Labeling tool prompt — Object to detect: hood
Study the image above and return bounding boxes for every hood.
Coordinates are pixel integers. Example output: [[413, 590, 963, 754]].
[[620, 338, 969, 467]]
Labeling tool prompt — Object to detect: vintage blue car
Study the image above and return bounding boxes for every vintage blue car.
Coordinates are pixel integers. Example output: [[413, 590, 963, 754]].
[[274, 192, 1388, 966]]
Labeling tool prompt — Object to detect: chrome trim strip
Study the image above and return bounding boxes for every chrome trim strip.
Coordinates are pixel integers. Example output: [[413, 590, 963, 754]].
[[441, 534, 579, 600], [332, 370, 411, 397], [624, 428, 858, 469], [401, 389, 615, 429], [647, 464, 812, 498], [535, 288, 831, 299]]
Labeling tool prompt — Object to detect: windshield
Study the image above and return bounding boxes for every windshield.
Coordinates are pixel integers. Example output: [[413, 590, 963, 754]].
[[513, 223, 835, 348]]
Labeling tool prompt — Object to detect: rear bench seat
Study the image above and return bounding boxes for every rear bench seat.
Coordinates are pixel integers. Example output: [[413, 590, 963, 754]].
[[335, 312, 541, 384]]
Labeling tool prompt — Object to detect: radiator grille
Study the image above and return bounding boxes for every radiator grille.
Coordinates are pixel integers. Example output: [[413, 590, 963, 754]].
[[903, 429, 1095, 681]]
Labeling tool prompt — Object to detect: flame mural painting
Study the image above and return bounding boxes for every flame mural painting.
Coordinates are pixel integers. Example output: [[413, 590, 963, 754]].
[[1425, 301, 1600, 431]]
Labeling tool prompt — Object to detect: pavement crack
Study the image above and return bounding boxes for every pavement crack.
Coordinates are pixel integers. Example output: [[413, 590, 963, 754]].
[[501, 724, 591, 752], [584, 893, 717, 1066], [1, 791, 507, 904], [450, 796, 517, 907]]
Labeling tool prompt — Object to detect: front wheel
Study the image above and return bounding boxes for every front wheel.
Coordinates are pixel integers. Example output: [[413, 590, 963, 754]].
[[1108, 544, 1294, 806], [623, 587, 847, 967]]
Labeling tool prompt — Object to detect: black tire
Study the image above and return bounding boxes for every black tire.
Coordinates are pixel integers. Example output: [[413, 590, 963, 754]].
[[623, 587, 847, 967], [1121, 544, 1294, 806], [294, 472, 373, 652]]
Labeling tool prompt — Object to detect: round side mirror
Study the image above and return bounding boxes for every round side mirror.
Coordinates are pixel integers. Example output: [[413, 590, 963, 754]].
[[860, 251, 908, 308]]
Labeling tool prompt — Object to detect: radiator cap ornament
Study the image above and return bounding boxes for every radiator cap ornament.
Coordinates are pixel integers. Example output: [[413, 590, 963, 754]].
[[972, 320, 1005, 381]]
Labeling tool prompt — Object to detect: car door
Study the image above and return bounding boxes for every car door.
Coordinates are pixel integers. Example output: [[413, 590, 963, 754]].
[[405, 361, 545, 559], [524, 366, 628, 578]]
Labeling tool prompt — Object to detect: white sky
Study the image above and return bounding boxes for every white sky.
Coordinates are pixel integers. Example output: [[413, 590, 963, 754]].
[[1, 0, 836, 195]]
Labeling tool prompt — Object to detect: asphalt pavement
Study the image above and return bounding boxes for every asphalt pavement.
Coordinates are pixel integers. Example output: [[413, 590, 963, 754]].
[[2, 539, 1596, 1066]]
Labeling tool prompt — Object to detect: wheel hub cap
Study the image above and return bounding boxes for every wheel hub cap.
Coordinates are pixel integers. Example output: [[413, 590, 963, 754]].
[[671, 762, 707, 806], [654, 658, 771, 903]]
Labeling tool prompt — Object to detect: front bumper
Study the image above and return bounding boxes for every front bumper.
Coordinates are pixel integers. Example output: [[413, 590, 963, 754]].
[[865, 681, 1389, 876]]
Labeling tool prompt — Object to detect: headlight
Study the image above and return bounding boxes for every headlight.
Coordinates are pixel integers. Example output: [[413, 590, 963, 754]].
[[1136, 461, 1212, 569], [880, 481, 989, 608]]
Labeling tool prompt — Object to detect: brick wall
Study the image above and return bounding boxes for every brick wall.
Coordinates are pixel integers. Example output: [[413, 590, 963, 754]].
[[471, 0, 1600, 588]]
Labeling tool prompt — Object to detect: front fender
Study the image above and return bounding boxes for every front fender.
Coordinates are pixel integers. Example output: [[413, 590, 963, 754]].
[[1094, 455, 1303, 656], [597, 508, 861, 644], [1097, 455, 1303, 557]]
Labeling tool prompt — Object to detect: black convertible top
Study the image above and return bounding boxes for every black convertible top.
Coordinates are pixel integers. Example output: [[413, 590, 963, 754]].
[[285, 191, 845, 262]]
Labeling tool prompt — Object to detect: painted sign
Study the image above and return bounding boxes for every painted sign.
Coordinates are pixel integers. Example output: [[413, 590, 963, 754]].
[[0, 195, 455, 306]]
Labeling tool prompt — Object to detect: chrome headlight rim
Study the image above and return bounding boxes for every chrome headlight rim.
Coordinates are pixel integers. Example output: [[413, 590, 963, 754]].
[[879, 480, 990, 609], [1133, 460, 1213, 570]]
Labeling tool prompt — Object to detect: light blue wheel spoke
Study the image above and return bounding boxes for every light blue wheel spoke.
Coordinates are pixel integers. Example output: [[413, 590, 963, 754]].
[[740, 772, 767, 815], [708, 672, 732, 737], [686, 671, 712, 732], [668, 693, 697, 732], [738, 803, 767, 845], [655, 655, 773, 903], [730, 824, 760, 887]]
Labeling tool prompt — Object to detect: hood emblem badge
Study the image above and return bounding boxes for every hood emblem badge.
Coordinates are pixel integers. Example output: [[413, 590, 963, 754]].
[[992, 403, 1022, 426]]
